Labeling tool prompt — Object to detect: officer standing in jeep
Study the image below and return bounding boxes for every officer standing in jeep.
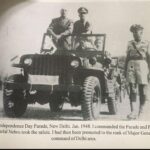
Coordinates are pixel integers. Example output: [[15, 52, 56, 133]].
[[125, 24, 150, 120], [73, 7, 92, 35], [47, 8, 73, 50]]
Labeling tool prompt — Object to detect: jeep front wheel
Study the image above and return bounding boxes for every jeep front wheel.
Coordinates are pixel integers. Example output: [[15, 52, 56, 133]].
[[81, 76, 101, 120], [3, 88, 27, 117]]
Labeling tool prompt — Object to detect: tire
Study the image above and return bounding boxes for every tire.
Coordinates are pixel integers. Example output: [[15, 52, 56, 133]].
[[3, 75, 27, 117], [3, 88, 27, 117], [107, 95, 118, 114], [49, 93, 64, 112], [81, 76, 101, 120]]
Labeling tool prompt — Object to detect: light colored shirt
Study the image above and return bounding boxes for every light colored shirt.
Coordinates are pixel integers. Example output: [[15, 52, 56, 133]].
[[126, 40, 150, 84], [126, 40, 150, 59]]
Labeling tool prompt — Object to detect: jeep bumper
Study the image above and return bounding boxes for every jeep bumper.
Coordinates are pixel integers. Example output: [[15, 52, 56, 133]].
[[4, 82, 82, 92]]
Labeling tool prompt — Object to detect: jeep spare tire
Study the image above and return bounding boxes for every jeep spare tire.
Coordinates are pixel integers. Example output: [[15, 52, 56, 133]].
[[81, 76, 101, 120]]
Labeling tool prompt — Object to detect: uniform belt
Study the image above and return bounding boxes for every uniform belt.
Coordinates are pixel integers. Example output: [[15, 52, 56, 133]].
[[128, 57, 146, 61]]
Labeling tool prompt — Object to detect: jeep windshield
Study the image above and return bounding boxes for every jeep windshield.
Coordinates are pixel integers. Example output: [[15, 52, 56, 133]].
[[70, 34, 106, 51], [41, 34, 106, 57]]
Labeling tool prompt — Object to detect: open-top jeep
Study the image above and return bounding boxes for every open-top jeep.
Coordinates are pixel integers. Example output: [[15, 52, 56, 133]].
[[3, 33, 121, 120]]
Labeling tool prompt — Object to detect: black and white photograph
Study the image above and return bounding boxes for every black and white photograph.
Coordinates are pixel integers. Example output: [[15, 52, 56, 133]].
[[0, 0, 150, 148]]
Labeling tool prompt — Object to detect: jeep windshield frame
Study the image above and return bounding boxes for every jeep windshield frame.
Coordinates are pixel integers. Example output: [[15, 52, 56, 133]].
[[69, 34, 106, 51], [41, 33, 106, 57]]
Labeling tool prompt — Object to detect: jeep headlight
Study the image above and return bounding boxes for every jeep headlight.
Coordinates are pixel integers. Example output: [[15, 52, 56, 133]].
[[24, 58, 32, 65], [70, 60, 79, 68]]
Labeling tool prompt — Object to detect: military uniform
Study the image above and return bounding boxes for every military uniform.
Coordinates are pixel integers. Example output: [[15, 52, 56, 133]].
[[126, 38, 150, 119], [73, 7, 92, 35], [73, 20, 92, 35], [48, 17, 73, 49], [126, 40, 150, 84]]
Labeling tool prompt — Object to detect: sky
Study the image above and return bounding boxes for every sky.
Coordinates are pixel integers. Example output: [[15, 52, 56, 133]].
[[0, 0, 150, 74]]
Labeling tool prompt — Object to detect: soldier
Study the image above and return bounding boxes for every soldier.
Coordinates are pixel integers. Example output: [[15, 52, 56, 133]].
[[73, 7, 92, 35], [125, 24, 150, 120], [94, 38, 103, 51], [47, 8, 73, 50], [76, 36, 94, 51]]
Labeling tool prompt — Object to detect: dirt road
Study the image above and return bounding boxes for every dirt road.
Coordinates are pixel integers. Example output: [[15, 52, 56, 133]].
[[0, 90, 137, 121]]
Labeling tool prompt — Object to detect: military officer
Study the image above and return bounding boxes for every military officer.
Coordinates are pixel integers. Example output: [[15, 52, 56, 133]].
[[125, 24, 150, 120], [47, 8, 73, 50], [73, 7, 92, 35]]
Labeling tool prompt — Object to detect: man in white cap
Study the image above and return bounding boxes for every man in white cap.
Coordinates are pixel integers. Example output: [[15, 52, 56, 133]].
[[47, 8, 73, 50]]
